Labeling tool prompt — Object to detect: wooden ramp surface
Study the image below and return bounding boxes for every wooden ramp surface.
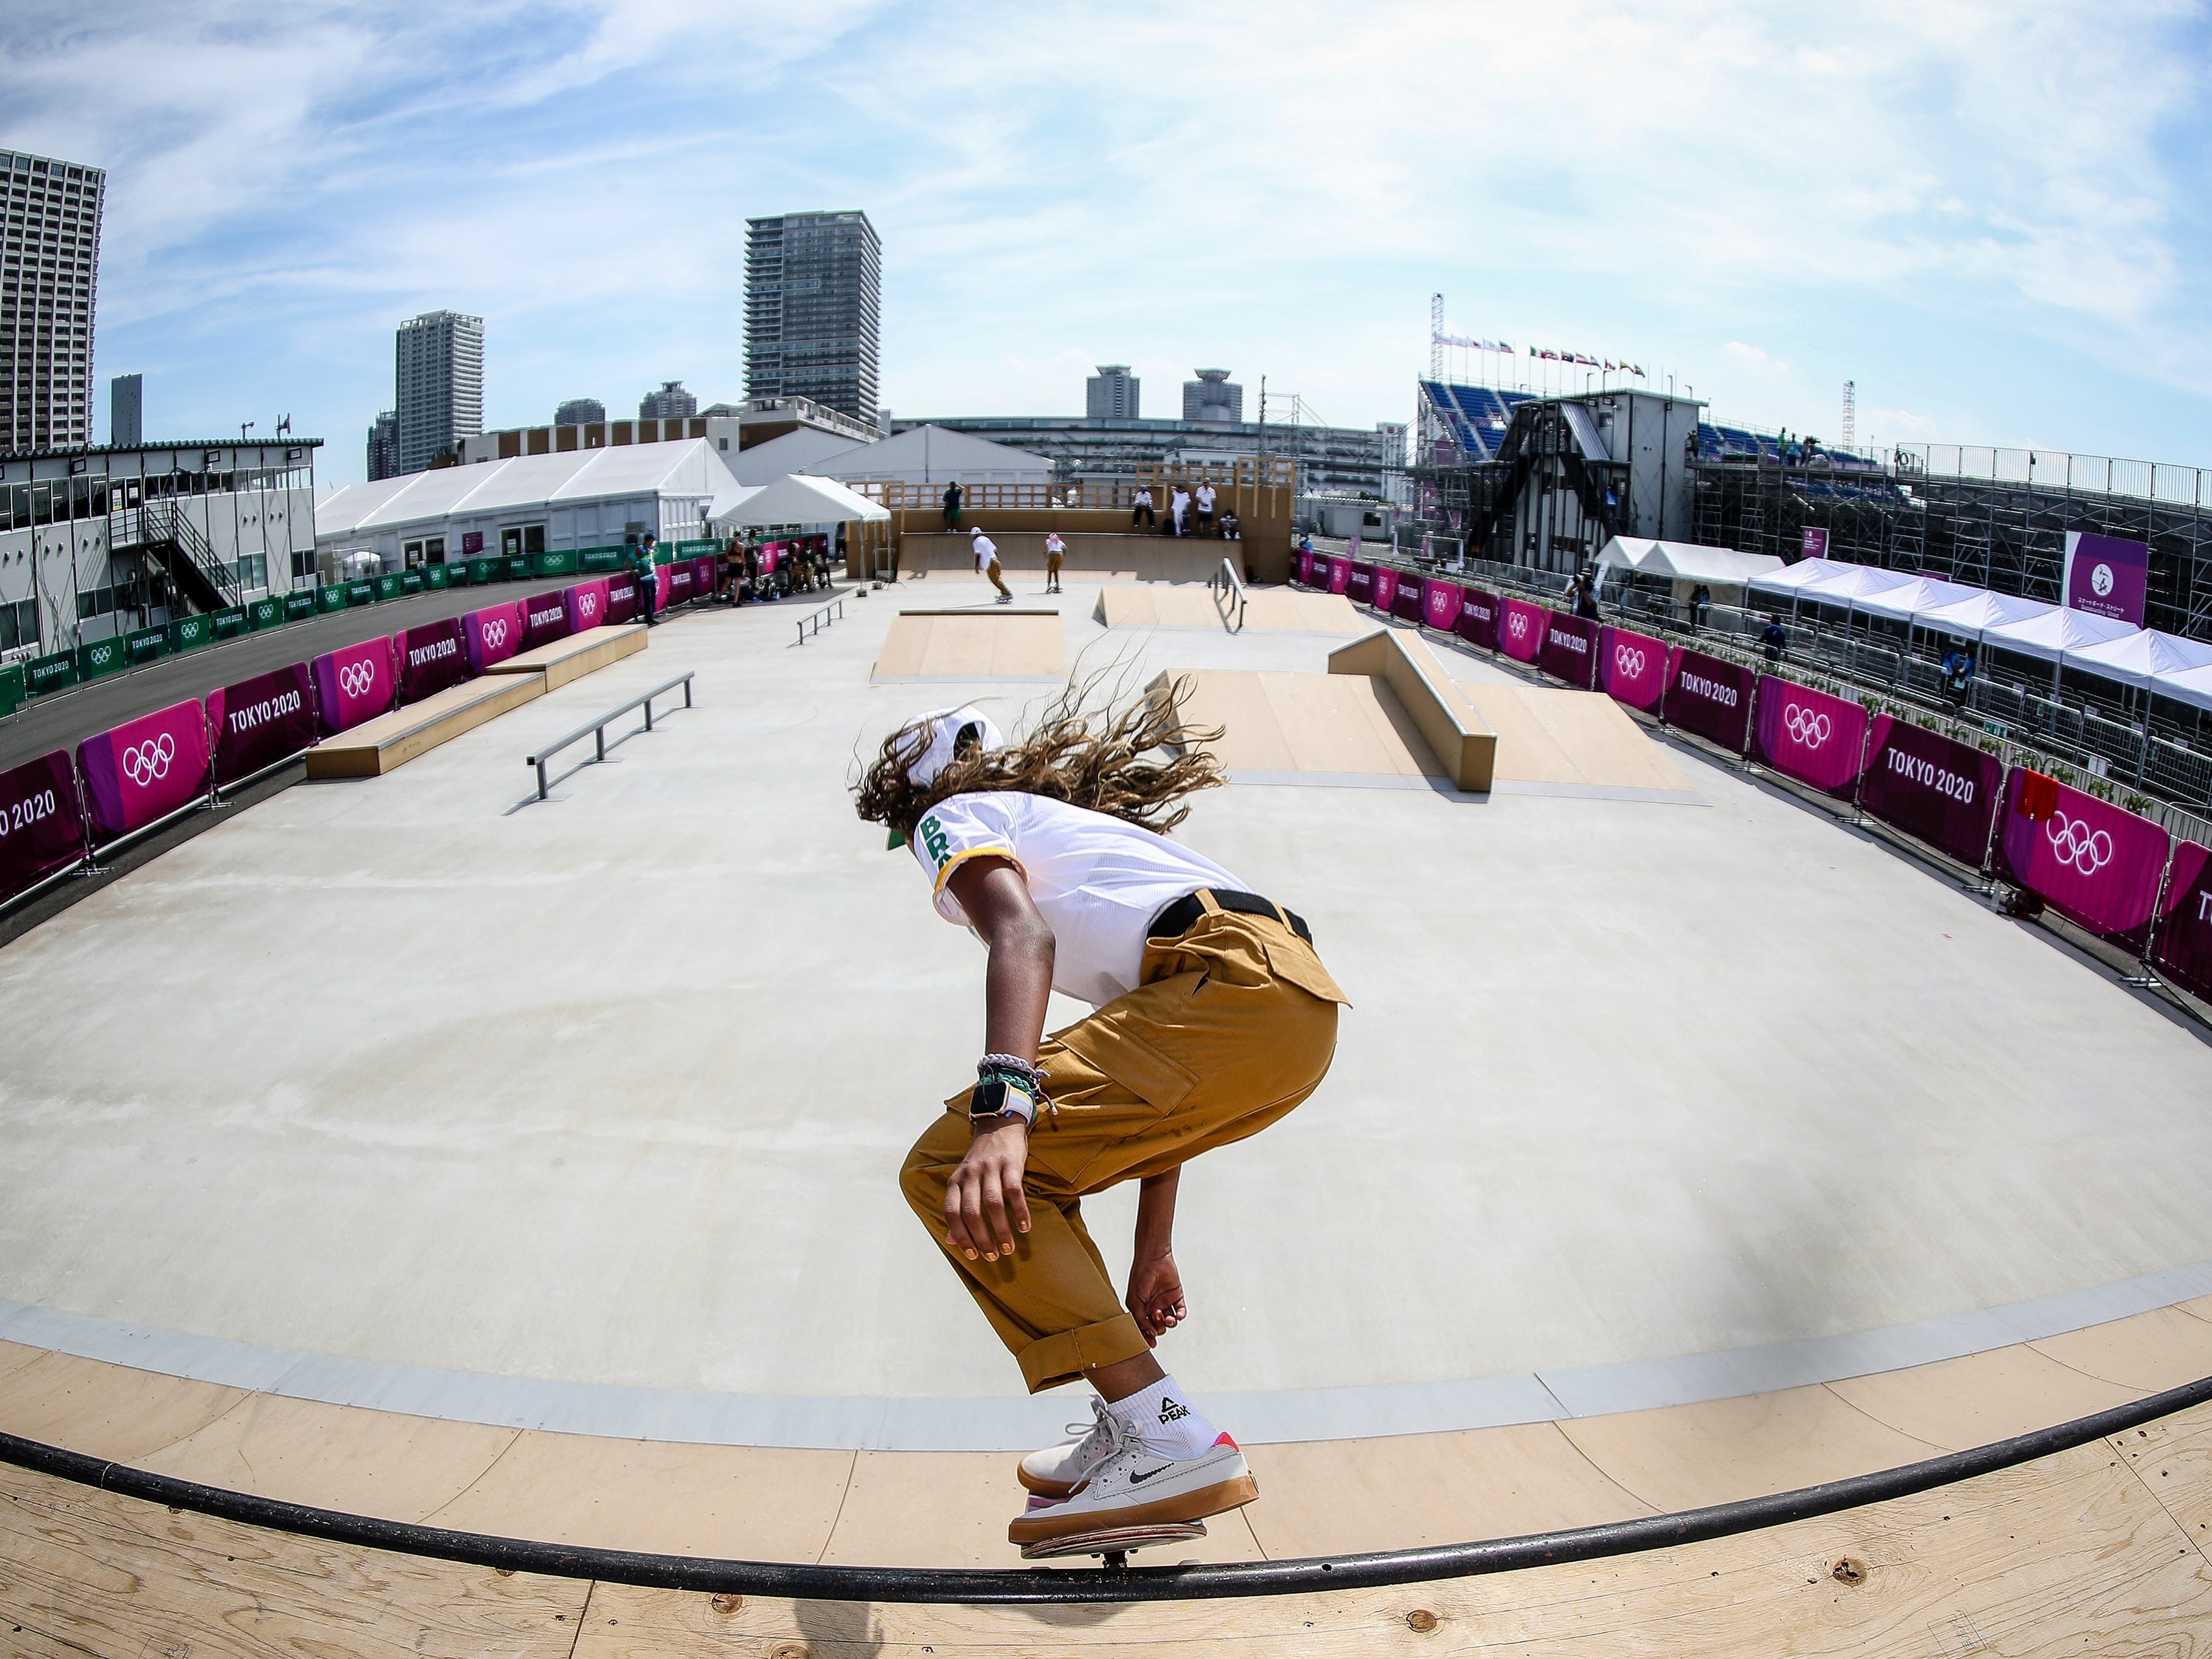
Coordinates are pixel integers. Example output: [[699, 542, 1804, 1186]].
[[304, 673, 546, 779], [484, 623, 647, 690], [900, 532, 1227, 582], [1462, 682, 1694, 795], [1097, 584, 1363, 634], [872, 610, 1064, 682]]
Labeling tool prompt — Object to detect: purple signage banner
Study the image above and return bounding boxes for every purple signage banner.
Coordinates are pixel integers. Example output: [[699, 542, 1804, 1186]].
[[395, 617, 471, 705], [1348, 562, 1376, 607], [0, 750, 86, 902], [1539, 613, 1599, 689], [77, 698, 210, 843], [1599, 625, 1672, 713], [1297, 549, 1316, 586], [1371, 566, 1399, 614], [653, 562, 673, 611], [1753, 676, 1869, 800], [1392, 576, 1425, 623], [462, 530, 485, 554], [1421, 578, 1462, 632], [311, 637, 397, 736], [2152, 841, 2212, 1004], [691, 555, 715, 598], [1800, 527, 1829, 560], [1859, 715, 2004, 870], [1663, 648, 1755, 752], [565, 577, 611, 635], [2062, 531, 2149, 627], [1499, 597, 1548, 663], [207, 663, 316, 787], [463, 602, 524, 673], [521, 588, 572, 652], [1996, 768, 2169, 950], [605, 575, 640, 625], [668, 563, 695, 605], [1457, 587, 1499, 650], [1326, 555, 1352, 595]]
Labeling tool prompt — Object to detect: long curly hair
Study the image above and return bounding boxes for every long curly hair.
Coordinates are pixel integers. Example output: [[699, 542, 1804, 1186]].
[[854, 672, 1224, 841]]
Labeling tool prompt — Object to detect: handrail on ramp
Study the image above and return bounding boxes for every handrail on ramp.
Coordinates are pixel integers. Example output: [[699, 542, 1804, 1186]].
[[1209, 556, 1247, 633], [796, 596, 845, 646], [524, 670, 694, 800]]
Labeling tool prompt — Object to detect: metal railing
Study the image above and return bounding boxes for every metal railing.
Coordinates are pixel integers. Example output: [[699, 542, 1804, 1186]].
[[795, 597, 845, 646], [524, 672, 694, 801], [1209, 557, 1247, 633]]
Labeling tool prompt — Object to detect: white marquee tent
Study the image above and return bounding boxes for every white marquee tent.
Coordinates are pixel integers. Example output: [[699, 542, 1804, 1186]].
[[1598, 537, 1783, 586], [709, 473, 889, 530]]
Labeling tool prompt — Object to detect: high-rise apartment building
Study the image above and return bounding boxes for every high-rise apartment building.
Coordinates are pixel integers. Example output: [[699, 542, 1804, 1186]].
[[1087, 365, 1139, 420], [1, 148, 105, 454], [394, 310, 484, 474], [638, 380, 697, 420], [1182, 369, 1242, 422], [744, 211, 880, 422], [110, 373, 142, 447], [555, 397, 605, 426], [367, 409, 398, 481]]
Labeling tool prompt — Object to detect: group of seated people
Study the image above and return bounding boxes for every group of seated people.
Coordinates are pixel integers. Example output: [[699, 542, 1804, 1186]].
[[709, 533, 835, 605], [1129, 481, 1240, 540]]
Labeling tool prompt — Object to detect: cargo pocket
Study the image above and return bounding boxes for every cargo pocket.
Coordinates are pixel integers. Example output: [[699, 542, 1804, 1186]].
[[1052, 1011, 1201, 1112], [1262, 934, 1352, 1007]]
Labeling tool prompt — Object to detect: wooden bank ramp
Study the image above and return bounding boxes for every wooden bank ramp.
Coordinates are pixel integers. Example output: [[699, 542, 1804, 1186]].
[[1167, 628, 1697, 801], [872, 608, 1064, 683], [4, 1377, 2211, 1656], [1097, 583, 1363, 634]]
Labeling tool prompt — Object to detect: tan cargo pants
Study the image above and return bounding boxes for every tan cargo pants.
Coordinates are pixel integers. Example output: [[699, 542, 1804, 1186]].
[[901, 893, 1346, 1392]]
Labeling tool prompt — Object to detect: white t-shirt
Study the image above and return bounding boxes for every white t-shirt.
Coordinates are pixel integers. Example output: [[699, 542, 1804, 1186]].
[[973, 535, 997, 571], [1195, 485, 1216, 510], [1134, 489, 1153, 507], [911, 791, 1248, 1006], [1046, 533, 1065, 554], [1170, 490, 1190, 512]]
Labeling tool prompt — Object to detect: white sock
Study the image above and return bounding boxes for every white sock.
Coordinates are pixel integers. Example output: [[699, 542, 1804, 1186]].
[[1107, 1376, 1220, 1459]]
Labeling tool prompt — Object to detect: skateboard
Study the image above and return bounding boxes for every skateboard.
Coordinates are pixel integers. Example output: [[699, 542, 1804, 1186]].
[[1018, 1520, 1208, 1567]]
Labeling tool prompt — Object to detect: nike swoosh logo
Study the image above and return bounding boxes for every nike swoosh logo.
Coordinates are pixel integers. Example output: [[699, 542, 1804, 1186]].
[[1127, 1464, 1175, 1484]]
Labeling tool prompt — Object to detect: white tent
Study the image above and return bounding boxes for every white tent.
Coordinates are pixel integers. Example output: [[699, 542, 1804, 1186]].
[[813, 423, 1053, 486], [1978, 605, 2141, 665], [709, 473, 889, 529], [1851, 576, 1981, 624], [2061, 628, 2212, 690], [723, 427, 863, 487], [1911, 590, 2054, 638], [2148, 661, 2212, 715], [1599, 537, 1782, 585], [1747, 560, 1849, 597]]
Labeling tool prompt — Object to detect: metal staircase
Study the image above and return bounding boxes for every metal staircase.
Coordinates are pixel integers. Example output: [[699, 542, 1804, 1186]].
[[109, 501, 237, 614]]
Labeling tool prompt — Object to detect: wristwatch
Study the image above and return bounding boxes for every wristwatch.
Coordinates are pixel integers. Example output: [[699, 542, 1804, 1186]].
[[969, 1077, 1036, 1129]]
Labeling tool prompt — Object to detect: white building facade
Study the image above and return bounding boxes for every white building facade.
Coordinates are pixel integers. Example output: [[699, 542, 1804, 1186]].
[[395, 310, 484, 475], [1, 149, 105, 455]]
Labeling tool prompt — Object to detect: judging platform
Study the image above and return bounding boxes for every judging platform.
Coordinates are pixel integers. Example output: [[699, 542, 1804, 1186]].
[[2, 576, 2211, 1648]]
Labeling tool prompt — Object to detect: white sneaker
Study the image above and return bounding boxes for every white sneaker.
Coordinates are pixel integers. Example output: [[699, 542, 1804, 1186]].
[[1018, 1397, 1118, 1498], [1007, 1415, 1257, 1546]]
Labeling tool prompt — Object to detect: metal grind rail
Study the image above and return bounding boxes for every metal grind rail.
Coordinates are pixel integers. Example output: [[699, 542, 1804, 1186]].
[[1209, 556, 1247, 633], [2, 1373, 2205, 1605], [796, 596, 846, 646], [524, 671, 694, 800]]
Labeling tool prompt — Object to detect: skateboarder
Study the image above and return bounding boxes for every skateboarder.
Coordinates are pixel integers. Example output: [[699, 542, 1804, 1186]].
[[972, 527, 1013, 603], [854, 689, 1346, 1549], [1044, 530, 1066, 594]]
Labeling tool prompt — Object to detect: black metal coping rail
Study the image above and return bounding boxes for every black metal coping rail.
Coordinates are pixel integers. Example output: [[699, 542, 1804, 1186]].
[[525, 671, 694, 801], [2, 1371, 2207, 1606], [796, 596, 845, 646]]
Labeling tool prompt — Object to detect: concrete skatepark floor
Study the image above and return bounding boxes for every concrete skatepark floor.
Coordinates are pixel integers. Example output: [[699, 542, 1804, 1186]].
[[2, 574, 2211, 1573]]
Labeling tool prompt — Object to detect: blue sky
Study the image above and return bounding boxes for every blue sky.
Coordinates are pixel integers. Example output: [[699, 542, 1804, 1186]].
[[7, 1, 2211, 487]]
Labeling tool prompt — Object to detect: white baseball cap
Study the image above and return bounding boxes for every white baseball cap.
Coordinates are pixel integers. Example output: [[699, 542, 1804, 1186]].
[[903, 704, 1003, 788]]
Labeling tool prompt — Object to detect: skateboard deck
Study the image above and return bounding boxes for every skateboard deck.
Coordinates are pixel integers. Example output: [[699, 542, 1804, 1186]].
[[1018, 1520, 1208, 1563]]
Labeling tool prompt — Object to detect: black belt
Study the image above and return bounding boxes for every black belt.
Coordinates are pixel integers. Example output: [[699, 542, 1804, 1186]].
[[1150, 888, 1312, 946]]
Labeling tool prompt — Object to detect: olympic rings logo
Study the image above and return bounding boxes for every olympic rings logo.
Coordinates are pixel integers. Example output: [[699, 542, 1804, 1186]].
[[2046, 812, 2113, 875], [337, 661, 379, 699], [122, 732, 175, 786], [482, 618, 509, 649], [580, 593, 598, 617], [1783, 704, 1831, 749], [1614, 645, 1646, 678], [1508, 613, 1529, 639]]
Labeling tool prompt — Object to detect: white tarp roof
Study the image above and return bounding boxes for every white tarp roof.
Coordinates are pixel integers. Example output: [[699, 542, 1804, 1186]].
[[1747, 559, 1848, 596], [1789, 563, 1920, 604], [1978, 604, 2142, 664], [1911, 590, 2055, 636], [1851, 576, 1981, 624], [709, 473, 889, 527], [813, 423, 1053, 485], [2061, 628, 2212, 690], [2149, 662, 2212, 715], [1599, 537, 1782, 585], [317, 439, 740, 539], [725, 426, 864, 487]]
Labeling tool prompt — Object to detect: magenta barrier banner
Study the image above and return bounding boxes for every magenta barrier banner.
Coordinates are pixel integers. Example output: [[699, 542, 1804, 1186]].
[[605, 574, 640, 624], [2153, 841, 2212, 1003], [1539, 613, 1599, 689], [1599, 625, 1671, 712], [463, 602, 524, 673], [1859, 715, 2003, 870], [1326, 555, 1352, 594], [1348, 562, 1375, 606], [395, 617, 471, 705], [1499, 597, 1547, 663], [691, 555, 715, 597], [207, 663, 316, 787], [311, 637, 397, 735], [521, 588, 572, 652], [1752, 676, 1869, 800], [1663, 648, 1754, 752], [1457, 587, 1499, 650], [669, 563, 695, 606], [565, 577, 611, 635], [77, 698, 210, 843], [1392, 577, 1425, 623], [653, 562, 673, 611], [1371, 566, 1399, 614], [1297, 549, 1316, 586], [0, 750, 86, 902], [1421, 578, 1462, 631], [1996, 768, 2169, 950]]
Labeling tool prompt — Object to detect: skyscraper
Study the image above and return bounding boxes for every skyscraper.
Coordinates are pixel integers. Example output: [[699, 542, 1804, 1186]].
[[367, 409, 398, 481], [1181, 369, 1242, 422], [555, 397, 605, 426], [394, 310, 484, 474], [1, 148, 105, 454], [744, 211, 880, 421], [638, 380, 697, 420], [110, 373, 142, 447], [1087, 366, 1140, 419]]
